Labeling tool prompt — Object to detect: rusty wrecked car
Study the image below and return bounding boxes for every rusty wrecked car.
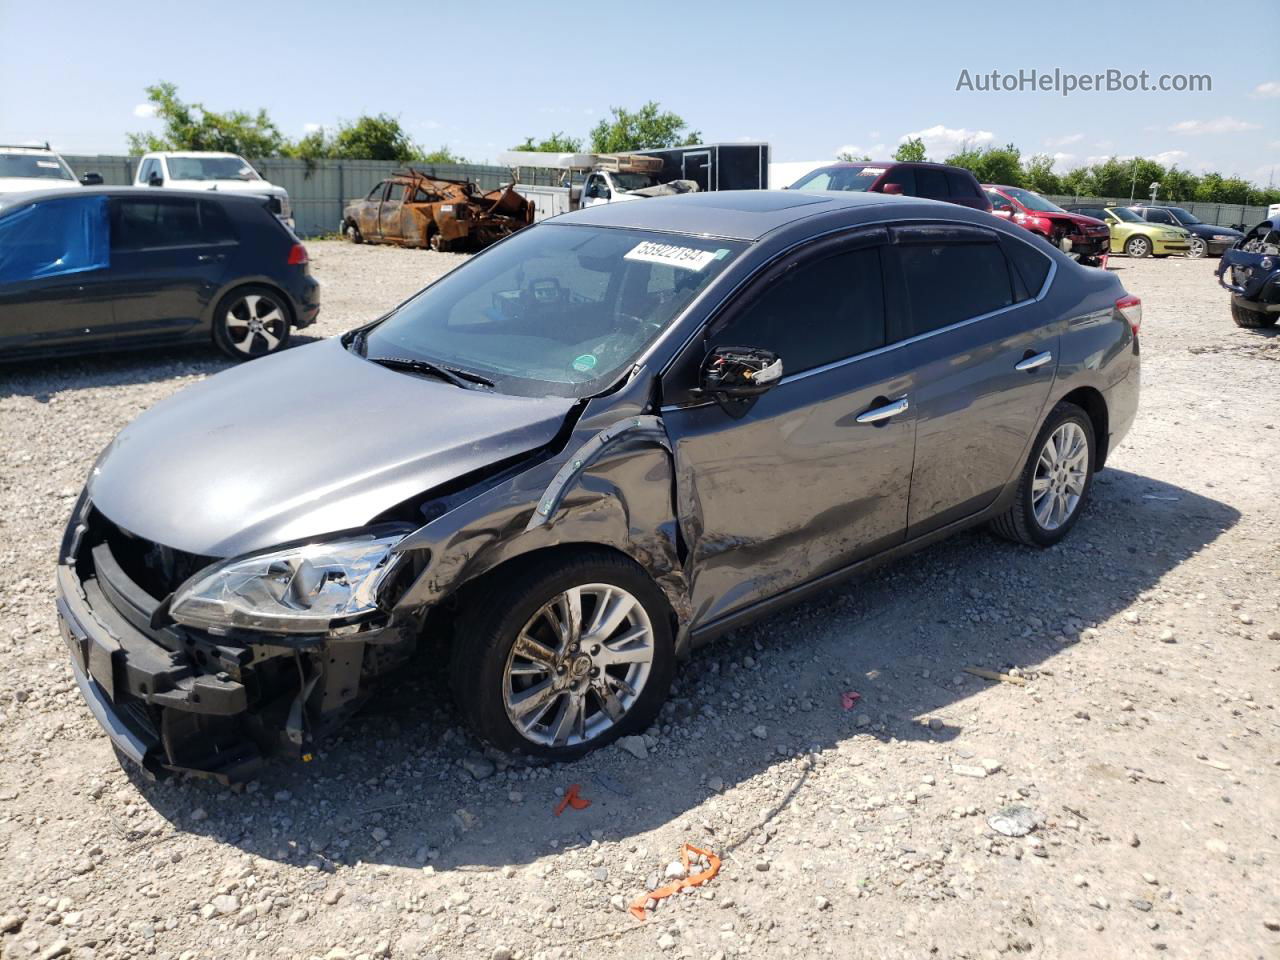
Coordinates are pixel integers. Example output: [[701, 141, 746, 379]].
[[341, 169, 534, 252], [58, 190, 1140, 781]]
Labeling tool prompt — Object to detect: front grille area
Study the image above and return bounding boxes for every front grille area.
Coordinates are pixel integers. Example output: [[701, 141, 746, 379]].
[[86, 506, 213, 602]]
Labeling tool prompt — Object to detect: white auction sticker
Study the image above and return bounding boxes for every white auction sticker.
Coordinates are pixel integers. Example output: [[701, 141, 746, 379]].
[[36, 160, 60, 169], [624, 241, 718, 272]]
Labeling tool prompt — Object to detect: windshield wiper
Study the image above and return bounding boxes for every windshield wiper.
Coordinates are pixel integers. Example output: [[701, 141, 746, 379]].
[[365, 355, 494, 389]]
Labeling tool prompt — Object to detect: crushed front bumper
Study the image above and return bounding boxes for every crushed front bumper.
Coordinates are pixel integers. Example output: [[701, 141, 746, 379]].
[[1216, 249, 1280, 308], [56, 500, 417, 782]]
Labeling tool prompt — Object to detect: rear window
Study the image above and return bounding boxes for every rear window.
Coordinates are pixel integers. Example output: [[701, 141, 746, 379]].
[[110, 197, 236, 249], [946, 170, 981, 199], [0, 153, 74, 181], [1001, 235, 1053, 296]]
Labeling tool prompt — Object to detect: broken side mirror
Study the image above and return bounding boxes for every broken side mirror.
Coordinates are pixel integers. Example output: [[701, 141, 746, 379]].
[[79, 172, 103, 186], [699, 346, 783, 400]]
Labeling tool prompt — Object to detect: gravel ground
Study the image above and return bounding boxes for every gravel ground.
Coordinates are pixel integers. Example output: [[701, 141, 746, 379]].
[[1, 242, 1277, 960]]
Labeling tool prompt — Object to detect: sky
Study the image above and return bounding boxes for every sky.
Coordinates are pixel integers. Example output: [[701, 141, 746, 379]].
[[2, 0, 1277, 186]]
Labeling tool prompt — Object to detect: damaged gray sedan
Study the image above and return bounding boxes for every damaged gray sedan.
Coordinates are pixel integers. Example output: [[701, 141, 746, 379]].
[[57, 190, 1141, 780]]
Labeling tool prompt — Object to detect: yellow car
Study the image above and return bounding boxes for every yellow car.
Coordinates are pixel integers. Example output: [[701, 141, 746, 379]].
[[1063, 204, 1192, 258]]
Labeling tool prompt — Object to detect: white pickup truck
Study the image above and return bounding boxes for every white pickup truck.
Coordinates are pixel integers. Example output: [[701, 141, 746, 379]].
[[498, 152, 696, 222], [133, 152, 294, 230]]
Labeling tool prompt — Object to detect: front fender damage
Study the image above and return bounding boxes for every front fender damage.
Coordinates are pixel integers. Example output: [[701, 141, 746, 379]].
[[394, 413, 695, 649]]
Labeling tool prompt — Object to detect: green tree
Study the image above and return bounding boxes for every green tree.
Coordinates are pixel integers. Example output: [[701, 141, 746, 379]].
[[1021, 154, 1062, 195], [416, 146, 465, 165], [589, 102, 700, 152], [1059, 166, 1092, 198], [1160, 166, 1199, 203], [945, 143, 1022, 186], [127, 81, 286, 157], [1085, 156, 1135, 199], [836, 151, 870, 162], [893, 137, 926, 163], [511, 132, 583, 153], [325, 114, 420, 162]]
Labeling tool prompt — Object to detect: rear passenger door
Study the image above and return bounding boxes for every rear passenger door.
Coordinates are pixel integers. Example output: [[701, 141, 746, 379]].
[[106, 196, 236, 341], [888, 224, 1059, 537], [663, 230, 918, 626]]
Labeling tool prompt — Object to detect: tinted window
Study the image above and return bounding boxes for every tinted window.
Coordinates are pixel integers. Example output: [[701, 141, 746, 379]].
[[198, 200, 236, 244], [1001, 235, 1052, 297], [895, 241, 1013, 338], [987, 190, 1015, 213], [914, 168, 949, 200], [717, 247, 886, 373], [1073, 207, 1108, 221], [880, 166, 915, 194], [1145, 209, 1175, 224], [110, 198, 203, 249], [947, 170, 980, 199]]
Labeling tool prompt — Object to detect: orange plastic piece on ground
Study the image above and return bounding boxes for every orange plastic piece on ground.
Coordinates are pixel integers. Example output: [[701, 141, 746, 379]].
[[553, 783, 591, 816], [628, 843, 721, 920]]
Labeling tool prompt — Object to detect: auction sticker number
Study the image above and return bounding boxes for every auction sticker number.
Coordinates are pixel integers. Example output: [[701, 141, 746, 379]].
[[625, 241, 718, 272]]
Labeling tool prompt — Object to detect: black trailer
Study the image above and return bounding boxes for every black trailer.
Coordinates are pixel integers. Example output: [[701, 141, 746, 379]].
[[637, 143, 770, 192]]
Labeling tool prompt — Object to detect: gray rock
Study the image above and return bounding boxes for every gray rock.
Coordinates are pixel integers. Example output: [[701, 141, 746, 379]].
[[617, 736, 648, 760], [657, 933, 676, 951], [210, 895, 240, 916], [461, 755, 496, 780], [751, 725, 767, 740], [987, 805, 1038, 837]]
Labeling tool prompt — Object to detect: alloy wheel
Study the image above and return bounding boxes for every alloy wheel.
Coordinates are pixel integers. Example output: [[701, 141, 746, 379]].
[[502, 583, 655, 748], [1032, 421, 1089, 531], [224, 293, 287, 355], [1127, 237, 1149, 258], [1188, 237, 1206, 259]]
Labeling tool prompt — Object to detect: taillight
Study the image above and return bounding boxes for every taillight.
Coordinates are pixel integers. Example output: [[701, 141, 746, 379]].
[[287, 243, 308, 265], [1116, 294, 1142, 335]]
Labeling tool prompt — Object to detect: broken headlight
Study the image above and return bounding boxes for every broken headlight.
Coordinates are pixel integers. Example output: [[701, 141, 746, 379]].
[[169, 530, 410, 635]]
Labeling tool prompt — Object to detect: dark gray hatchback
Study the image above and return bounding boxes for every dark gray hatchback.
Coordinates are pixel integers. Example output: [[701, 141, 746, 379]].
[[56, 190, 1141, 780]]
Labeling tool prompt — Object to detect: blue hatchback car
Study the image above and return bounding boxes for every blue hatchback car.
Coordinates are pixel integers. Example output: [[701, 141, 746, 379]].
[[1216, 215, 1280, 328], [0, 187, 320, 361]]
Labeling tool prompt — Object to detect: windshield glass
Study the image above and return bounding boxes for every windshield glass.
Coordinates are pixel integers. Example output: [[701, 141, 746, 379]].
[[1107, 207, 1143, 223], [363, 224, 745, 398], [1004, 187, 1064, 213], [1166, 206, 1201, 224], [165, 157, 260, 181], [0, 154, 74, 180], [789, 165, 885, 192]]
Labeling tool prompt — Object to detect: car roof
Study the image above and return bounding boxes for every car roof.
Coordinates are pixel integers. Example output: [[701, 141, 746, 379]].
[[148, 151, 243, 158], [0, 144, 59, 155], [0, 185, 268, 209], [552, 190, 904, 241]]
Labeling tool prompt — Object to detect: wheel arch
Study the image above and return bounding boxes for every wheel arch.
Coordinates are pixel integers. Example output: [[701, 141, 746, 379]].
[[1057, 385, 1110, 468], [203, 277, 298, 331]]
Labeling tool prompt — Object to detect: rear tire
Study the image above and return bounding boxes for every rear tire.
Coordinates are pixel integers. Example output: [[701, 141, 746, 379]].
[[212, 285, 293, 361], [428, 228, 449, 253], [1232, 302, 1277, 328], [1125, 236, 1152, 258], [344, 220, 363, 244], [990, 402, 1096, 548], [449, 551, 675, 761]]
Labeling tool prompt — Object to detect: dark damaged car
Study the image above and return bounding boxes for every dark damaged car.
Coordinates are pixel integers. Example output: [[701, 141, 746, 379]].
[[1216, 215, 1280, 329], [58, 191, 1142, 780]]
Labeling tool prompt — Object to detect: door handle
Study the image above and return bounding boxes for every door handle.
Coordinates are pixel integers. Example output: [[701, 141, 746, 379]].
[[1015, 350, 1053, 372], [856, 396, 909, 424]]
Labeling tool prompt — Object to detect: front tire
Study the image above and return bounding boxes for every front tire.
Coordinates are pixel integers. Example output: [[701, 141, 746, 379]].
[[449, 552, 675, 760], [1187, 237, 1207, 259], [428, 227, 450, 253], [344, 220, 363, 244], [990, 402, 1096, 547], [212, 285, 292, 361], [1232, 302, 1277, 328], [1125, 235, 1152, 258]]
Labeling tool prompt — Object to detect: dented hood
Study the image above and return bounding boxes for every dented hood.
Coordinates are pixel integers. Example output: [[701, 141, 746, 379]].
[[88, 338, 575, 557]]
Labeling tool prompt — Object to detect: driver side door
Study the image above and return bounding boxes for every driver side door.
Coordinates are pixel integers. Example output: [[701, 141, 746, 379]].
[[662, 229, 918, 628]]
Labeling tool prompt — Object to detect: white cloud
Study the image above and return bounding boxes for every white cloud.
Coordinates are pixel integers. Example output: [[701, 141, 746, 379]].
[[1252, 81, 1280, 98], [1085, 154, 1133, 165], [1044, 133, 1083, 148], [303, 122, 322, 134], [1051, 152, 1078, 168], [1151, 149, 1189, 166], [1168, 116, 1261, 135], [868, 130, 881, 139], [133, 103, 156, 118], [900, 124, 994, 157]]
